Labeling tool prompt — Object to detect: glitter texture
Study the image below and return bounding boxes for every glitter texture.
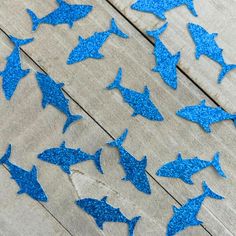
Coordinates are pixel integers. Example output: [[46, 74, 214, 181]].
[[107, 68, 164, 121], [188, 23, 236, 83], [0, 36, 33, 100], [131, 0, 198, 20], [26, 0, 93, 32], [35, 72, 82, 133], [147, 23, 180, 90], [38, 141, 103, 174], [157, 152, 226, 184], [167, 181, 223, 236], [176, 100, 236, 133], [107, 129, 151, 194], [0, 145, 48, 202], [76, 196, 141, 236], [67, 18, 128, 64]]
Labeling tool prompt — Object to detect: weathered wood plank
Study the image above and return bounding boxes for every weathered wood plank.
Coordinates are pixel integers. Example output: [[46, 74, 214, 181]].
[[0, 0, 235, 235], [0, 169, 70, 236], [0, 29, 208, 236], [106, 0, 236, 113]]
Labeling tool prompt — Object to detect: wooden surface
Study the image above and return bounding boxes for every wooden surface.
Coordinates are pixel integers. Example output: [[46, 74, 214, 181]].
[[0, 0, 235, 235]]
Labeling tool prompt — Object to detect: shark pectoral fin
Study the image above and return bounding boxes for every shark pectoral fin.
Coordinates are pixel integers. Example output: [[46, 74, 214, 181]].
[[42, 97, 48, 109], [17, 189, 25, 195], [182, 176, 194, 185], [30, 165, 38, 178], [211, 33, 218, 39], [95, 219, 104, 230], [56, 0, 65, 5], [122, 176, 129, 181], [195, 48, 202, 60], [155, 11, 166, 20], [200, 100, 206, 106], [78, 36, 85, 43], [58, 82, 64, 89], [176, 153, 182, 161], [191, 218, 203, 226], [140, 156, 147, 168], [201, 123, 211, 133], [60, 141, 66, 148], [68, 21, 73, 29], [92, 52, 104, 59], [61, 165, 71, 174], [172, 206, 179, 214]]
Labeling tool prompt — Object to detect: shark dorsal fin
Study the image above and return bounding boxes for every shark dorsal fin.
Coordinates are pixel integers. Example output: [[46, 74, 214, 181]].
[[56, 0, 65, 5], [200, 100, 206, 106], [58, 82, 64, 89], [172, 206, 179, 214], [101, 196, 108, 202], [140, 156, 147, 168], [211, 33, 218, 39], [177, 153, 182, 161], [30, 165, 38, 178], [143, 86, 150, 98], [60, 141, 66, 148], [17, 189, 25, 194]]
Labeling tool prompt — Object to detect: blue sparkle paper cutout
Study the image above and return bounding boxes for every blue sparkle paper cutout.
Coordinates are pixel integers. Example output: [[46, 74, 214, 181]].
[[67, 18, 128, 64], [167, 181, 223, 236], [188, 23, 236, 83], [157, 152, 226, 184], [131, 0, 198, 20], [0, 145, 48, 202], [26, 0, 93, 32], [35, 72, 82, 133], [76, 196, 141, 236], [146, 23, 180, 90], [0, 36, 33, 100], [38, 141, 103, 174], [176, 100, 236, 133], [107, 129, 151, 195], [107, 68, 164, 121]]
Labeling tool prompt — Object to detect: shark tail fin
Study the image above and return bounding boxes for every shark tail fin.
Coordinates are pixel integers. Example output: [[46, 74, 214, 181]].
[[218, 63, 236, 83], [93, 148, 103, 174], [128, 216, 141, 236], [146, 23, 168, 39], [211, 152, 226, 178], [109, 18, 129, 39], [202, 181, 224, 200], [26, 9, 40, 32], [106, 68, 122, 90], [63, 114, 83, 133], [186, 0, 198, 17], [0, 144, 11, 165], [107, 129, 128, 148], [9, 35, 34, 47]]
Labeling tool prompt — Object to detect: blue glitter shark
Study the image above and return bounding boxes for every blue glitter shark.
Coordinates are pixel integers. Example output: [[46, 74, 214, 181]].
[[146, 23, 181, 89], [107, 68, 164, 121], [107, 129, 151, 194], [167, 181, 223, 236], [38, 141, 103, 174], [188, 23, 236, 83], [0, 145, 48, 202], [76, 196, 141, 236], [157, 152, 226, 184], [176, 100, 236, 133], [67, 18, 128, 64], [35, 72, 82, 133], [0, 36, 33, 100], [131, 0, 198, 20], [26, 0, 93, 32]]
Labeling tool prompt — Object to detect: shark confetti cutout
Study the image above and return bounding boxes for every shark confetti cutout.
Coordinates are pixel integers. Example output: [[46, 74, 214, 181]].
[[131, 0, 198, 20], [157, 152, 226, 184], [147, 23, 180, 89], [0, 36, 33, 100], [26, 0, 93, 32], [107, 129, 151, 195], [67, 18, 128, 64], [176, 100, 236, 133], [38, 141, 103, 174], [107, 68, 164, 121], [76, 196, 141, 236], [188, 23, 236, 83], [167, 181, 223, 236], [0, 145, 48, 202], [35, 72, 82, 133]]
